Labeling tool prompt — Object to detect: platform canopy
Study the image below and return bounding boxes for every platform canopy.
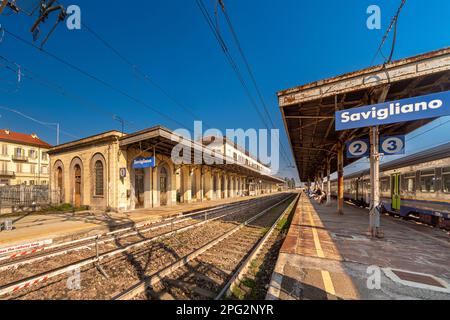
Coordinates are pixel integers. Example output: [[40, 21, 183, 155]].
[[119, 126, 284, 183], [278, 48, 450, 182]]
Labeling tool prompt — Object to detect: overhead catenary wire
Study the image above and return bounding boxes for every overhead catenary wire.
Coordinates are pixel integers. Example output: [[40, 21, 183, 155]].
[[196, 0, 270, 128], [370, 0, 407, 66], [406, 118, 450, 142], [2, 28, 190, 129], [55, 0, 210, 127], [216, 0, 295, 168], [0, 55, 137, 131], [196, 0, 293, 169], [79, 21, 214, 129]]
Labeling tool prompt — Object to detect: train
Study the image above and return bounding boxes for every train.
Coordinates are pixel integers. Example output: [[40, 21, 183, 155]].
[[330, 142, 450, 229]]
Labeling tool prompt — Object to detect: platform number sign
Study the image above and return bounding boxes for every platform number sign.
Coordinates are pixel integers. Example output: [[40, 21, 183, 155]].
[[380, 136, 405, 155], [346, 139, 370, 158]]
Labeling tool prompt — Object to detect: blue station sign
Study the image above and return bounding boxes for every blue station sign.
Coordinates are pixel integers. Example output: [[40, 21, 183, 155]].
[[133, 157, 156, 169], [335, 91, 450, 131]]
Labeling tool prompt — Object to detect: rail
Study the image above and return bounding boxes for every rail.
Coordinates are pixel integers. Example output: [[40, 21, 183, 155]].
[[216, 193, 300, 299], [113, 194, 295, 300], [0, 193, 287, 297]]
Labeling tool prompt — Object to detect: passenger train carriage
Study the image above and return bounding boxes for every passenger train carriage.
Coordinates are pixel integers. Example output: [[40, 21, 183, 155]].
[[331, 142, 450, 229]]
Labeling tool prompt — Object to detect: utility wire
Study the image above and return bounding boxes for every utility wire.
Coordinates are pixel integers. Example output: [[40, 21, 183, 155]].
[[0, 105, 80, 140], [3, 28, 189, 128], [0, 55, 138, 130], [370, 0, 407, 65], [216, 0, 294, 168], [196, 0, 293, 168], [407, 119, 450, 142], [196, 0, 270, 128], [55, 0, 207, 126], [80, 21, 214, 128]]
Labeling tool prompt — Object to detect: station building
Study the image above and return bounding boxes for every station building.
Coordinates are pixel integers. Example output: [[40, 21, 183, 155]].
[[47, 126, 284, 211]]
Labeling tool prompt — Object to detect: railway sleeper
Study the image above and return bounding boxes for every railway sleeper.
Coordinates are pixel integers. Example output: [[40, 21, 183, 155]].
[[162, 278, 217, 299]]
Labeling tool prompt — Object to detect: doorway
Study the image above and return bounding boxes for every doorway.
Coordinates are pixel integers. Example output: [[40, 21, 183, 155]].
[[221, 176, 225, 199], [135, 169, 145, 208], [57, 167, 63, 203], [191, 170, 196, 200], [391, 173, 401, 211], [160, 167, 168, 206], [74, 164, 81, 207]]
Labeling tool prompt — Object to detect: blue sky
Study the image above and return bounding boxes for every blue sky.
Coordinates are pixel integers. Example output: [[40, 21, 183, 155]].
[[0, 0, 449, 182]]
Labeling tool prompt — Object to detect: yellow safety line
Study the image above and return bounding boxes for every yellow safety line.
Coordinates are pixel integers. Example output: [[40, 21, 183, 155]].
[[305, 203, 336, 297]]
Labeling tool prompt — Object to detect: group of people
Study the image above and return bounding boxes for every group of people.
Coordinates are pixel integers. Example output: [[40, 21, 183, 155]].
[[306, 187, 327, 204]]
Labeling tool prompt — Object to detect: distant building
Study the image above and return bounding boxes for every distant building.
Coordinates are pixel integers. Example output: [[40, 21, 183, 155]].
[[201, 136, 273, 196], [48, 126, 284, 211], [0, 129, 51, 186], [201, 136, 272, 174]]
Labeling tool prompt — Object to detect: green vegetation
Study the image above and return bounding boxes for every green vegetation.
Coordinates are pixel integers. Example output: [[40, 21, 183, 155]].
[[230, 197, 299, 300], [229, 285, 246, 300]]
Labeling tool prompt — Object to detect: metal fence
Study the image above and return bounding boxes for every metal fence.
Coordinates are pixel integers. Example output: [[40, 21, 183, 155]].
[[0, 186, 61, 211]]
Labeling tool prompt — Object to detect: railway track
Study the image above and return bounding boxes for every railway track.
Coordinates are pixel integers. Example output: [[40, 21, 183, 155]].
[[0, 196, 268, 270], [114, 193, 299, 300], [0, 193, 293, 299]]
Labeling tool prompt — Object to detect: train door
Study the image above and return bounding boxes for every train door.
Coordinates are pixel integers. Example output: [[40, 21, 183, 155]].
[[357, 179, 363, 204], [364, 180, 371, 205], [391, 173, 401, 211]]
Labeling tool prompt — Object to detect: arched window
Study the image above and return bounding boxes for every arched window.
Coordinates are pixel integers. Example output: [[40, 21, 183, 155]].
[[94, 160, 104, 196]]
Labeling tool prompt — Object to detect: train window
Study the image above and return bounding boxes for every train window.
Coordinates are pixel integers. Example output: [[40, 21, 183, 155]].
[[442, 167, 450, 193], [420, 169, 435, 193], [380, 178, 389, 192], [403, 173, 415, 192]]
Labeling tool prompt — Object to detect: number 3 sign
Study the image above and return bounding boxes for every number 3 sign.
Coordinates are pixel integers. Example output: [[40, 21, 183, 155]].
[[380, 136, 405, 155], [346, 136, 406, 158]]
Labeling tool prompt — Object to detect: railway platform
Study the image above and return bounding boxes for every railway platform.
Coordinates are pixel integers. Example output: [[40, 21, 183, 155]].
[[0, 193, 277, 248], [267, 193, 450, 300]]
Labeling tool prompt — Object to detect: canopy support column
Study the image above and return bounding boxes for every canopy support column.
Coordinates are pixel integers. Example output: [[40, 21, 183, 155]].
[[369, 126, 383, 238], [320, 169, 324, 191], [326, 158, 331, 206], [337, 141, 344, 215]]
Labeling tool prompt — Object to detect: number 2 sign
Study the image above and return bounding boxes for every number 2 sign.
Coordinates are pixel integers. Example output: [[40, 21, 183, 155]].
[[346, 139, 370, 158], [346, 136, 406, 158]]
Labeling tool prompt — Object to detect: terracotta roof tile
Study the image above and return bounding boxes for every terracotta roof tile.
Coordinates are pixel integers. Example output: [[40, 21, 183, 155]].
[[0, 129, 52, 148]]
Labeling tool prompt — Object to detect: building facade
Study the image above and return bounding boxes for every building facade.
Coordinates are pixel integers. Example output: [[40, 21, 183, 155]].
[[48, 126, 283, 211], [201, 136, 274, 195], [0, 129, 51, 186]]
